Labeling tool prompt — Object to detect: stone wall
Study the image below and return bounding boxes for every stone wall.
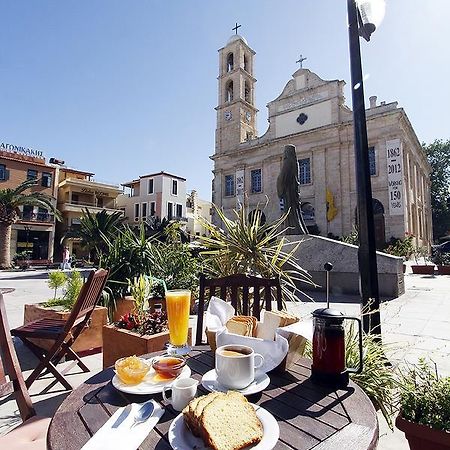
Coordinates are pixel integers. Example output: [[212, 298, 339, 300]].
[[286, 234, 404, 298]]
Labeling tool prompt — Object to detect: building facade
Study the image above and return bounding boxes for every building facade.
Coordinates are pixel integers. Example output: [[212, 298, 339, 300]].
[[186, 190, 212, 238], [1, 147, 57, 261], [117, 172, 187, 224], [212, 34, 432, 248], [56, 167, 122, 259]]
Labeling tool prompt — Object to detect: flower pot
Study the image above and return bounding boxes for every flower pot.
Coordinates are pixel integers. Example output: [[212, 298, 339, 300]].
[[102, 324, 192, 368], [113, 296, 167, 322], [437, 265, 450, 275], [23, 303, 107, 355], [113, 296, 136, 322], [396, 413, 450, 450], [411, 265, 435, 275]]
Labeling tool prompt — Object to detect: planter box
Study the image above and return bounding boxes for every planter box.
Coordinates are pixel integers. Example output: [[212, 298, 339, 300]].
[[102, 325, 192, 368], [113, 296, 167, 322], [23, 303, 108, 355], [396, 413, 450, 450], [437, 265, 450, 275], [411, 265, 435, 275]]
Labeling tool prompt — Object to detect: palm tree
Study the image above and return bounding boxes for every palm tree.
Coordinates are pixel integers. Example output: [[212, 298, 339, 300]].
[[0, 179, 61, 269], [63, 208, 124, 263]]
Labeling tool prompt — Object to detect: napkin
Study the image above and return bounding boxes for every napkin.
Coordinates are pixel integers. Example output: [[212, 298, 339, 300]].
[[81, 400, 164, 450], [206, 296, 289, 373]]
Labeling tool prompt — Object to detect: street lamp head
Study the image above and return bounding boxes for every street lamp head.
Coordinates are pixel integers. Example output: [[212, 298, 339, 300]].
[[357, 0, 386, 41]]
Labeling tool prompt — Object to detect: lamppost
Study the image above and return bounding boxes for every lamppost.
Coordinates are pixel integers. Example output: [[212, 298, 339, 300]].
[[347, 0, 385, 335]]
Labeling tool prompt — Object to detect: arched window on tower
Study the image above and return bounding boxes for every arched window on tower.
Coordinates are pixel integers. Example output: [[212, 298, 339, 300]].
[[225, 81, 234, 102], [244, 81, 250, 103], [226, 53, 234, 72], [244, 54, 249, 72]]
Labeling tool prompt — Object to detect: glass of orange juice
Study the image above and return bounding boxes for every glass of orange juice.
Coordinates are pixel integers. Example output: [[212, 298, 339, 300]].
[[165, 289, 191, 355]]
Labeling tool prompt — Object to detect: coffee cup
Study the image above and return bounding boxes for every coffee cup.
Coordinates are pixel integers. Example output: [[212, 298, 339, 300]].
[[215, 345, 264, 389], [162, 377, 198, 411]]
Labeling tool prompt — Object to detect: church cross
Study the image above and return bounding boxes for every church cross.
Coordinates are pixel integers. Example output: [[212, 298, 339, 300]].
[[296, 54, 307, 68], [232, 22, 241, 35]]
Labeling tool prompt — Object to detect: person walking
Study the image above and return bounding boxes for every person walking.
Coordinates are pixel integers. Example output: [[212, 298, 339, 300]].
[[61, 246, 71, 270]]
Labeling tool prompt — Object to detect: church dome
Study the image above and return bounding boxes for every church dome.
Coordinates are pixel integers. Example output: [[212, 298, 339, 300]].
[[227, 34, 248, 45]]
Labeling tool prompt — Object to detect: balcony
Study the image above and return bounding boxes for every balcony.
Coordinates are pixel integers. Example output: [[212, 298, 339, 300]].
[[58, 200, 120, 214], [19, 212, 55, 223]]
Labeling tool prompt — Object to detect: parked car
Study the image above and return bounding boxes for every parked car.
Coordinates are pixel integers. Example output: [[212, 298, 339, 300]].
[[432, 240, 450, 254]]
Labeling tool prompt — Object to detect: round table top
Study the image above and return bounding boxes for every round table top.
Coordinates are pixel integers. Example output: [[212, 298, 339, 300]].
[[47, 346, 379, 450], [0, 288, 15, 294]]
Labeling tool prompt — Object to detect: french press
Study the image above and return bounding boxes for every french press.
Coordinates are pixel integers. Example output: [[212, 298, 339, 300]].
[[310, 263, 364, 388]]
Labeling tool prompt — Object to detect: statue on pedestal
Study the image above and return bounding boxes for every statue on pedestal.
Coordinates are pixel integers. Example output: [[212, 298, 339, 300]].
[[277, 144, 308, 235]]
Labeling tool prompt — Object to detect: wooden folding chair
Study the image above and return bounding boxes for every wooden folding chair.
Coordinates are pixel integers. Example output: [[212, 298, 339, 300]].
[[195, 273, 283, 345], [11, 268, 108, 390], [0, 293, 50, 449]]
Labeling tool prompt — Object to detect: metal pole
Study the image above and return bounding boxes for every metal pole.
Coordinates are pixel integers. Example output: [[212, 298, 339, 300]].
[[347, 0, 381, 336]]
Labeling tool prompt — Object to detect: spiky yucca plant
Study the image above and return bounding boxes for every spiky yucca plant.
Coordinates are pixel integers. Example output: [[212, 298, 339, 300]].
[[197, 205, 315, 304]]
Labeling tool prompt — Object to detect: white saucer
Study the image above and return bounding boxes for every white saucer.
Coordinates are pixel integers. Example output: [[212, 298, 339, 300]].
[[169, 403, 279, 450], [201, 369, 270, 396], [112, 358, 191, 395]]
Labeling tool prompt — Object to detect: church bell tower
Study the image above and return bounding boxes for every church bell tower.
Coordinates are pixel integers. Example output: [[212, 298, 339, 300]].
[[215, 28, 258, 154]]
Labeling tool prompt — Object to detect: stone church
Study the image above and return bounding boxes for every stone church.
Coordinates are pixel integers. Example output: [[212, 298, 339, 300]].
[[212, 33, 432, 249]]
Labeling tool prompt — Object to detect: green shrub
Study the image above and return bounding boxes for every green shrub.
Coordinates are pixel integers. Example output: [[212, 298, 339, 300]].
[[47, 271, 68, 301], [398, 359, 450, 432], [384, 234, 415, 259], [44, 271, 83, 310]]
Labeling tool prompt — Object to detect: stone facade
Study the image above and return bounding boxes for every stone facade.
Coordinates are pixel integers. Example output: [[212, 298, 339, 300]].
[[212, 35, 432, 249], [186, 190, 212, 238]]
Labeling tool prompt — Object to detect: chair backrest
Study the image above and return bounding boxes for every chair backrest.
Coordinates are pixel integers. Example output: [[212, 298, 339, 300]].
[[0, 294, 35, 422], [63, 268, 109, 334], [195, 273, 283, 345]]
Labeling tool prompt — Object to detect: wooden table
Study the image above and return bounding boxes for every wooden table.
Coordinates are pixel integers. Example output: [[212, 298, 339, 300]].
[[47, 347, 379, 450]]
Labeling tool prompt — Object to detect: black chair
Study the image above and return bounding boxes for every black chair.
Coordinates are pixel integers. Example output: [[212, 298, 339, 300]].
[[195, 273, 283, 345]]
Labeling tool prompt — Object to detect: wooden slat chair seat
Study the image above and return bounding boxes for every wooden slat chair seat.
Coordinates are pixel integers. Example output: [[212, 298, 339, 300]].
[[0, 293, 51, 450], [13, 318, 66, 339], [11, 268, 109, 391], [195, 273, 283, 345]]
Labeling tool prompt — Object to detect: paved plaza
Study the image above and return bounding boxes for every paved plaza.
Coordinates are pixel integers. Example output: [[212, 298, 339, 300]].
[[0, 266, 449, 449]]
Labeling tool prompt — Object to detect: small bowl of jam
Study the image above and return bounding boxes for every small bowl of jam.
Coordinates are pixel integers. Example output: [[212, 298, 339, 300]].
[[152, 354, 186, 379]]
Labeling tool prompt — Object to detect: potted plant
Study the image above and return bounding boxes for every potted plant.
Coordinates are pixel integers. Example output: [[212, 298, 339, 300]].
[[395, 358, 450, 449], [197, 204, 315, 308], [12, 250, 32, 270], [432, 250, 450, 275], [101, 223, 200, 321], [102, 278, 192, 368], [24, 271, 108, 355], [384, 233, 415, 273], [411, 246, 435, 275]]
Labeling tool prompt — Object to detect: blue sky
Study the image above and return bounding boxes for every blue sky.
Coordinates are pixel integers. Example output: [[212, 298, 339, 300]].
[[1, 1, 448, 199]]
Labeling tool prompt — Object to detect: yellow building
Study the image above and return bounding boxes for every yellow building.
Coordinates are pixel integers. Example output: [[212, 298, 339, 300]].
[[55, 167, 122, 260]]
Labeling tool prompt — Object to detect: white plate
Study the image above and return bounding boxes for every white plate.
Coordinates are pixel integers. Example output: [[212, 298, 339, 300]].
[[201, 369, 270, 396], [169, 403, 279, 450], [112, 358, 191, 395]]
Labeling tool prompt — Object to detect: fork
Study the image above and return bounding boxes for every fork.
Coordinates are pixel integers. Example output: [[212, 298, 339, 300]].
[[130, 400, 155, 428]]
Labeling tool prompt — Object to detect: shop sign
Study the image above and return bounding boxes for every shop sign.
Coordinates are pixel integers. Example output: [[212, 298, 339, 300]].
[[0, 142, 44, 159]]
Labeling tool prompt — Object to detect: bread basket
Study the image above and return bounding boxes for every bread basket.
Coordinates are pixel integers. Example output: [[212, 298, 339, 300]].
[[206, 328, 217, 352]]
